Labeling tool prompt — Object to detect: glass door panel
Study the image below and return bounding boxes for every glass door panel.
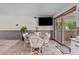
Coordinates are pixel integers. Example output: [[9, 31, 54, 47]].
[[55, 17, 62, 43], [63, 11, 77, 47]]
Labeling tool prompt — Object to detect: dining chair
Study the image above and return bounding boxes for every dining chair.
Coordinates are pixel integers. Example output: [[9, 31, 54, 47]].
[[29, 35, 43, 55], [23, 33, 29, 47], [40, 32, 50, 47]]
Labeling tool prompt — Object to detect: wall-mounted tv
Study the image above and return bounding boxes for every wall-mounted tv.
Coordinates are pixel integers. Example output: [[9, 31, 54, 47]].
[[38, 17, 53, 26]]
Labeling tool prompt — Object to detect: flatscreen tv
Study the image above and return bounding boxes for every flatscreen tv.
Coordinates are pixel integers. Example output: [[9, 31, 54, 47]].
[[38, 17, 53, 26]]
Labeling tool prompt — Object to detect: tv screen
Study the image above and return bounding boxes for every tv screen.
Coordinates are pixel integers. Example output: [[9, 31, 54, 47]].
[[38, 17, 53, 26]]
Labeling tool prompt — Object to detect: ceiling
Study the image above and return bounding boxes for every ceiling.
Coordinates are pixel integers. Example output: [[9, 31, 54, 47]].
[[0, 3, 75, 16]]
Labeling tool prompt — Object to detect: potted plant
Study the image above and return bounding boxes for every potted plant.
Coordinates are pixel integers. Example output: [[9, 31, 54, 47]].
[[20, 26, 28, 41]]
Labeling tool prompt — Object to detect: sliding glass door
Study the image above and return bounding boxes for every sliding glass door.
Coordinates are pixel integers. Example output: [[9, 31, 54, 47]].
[[55, 17, 62, 43], [63, 11, 77, 47], [54, 8, 76, 46]]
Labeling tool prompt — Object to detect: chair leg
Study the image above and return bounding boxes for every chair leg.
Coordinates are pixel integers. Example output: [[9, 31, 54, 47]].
[[24, 42, 26, 48], [30, 47, 43, 55], [31, 47, 35, 55], [47, 43, 50, 47], [31, 48, 37, 55], [40, 47, 42, 53], [38, 47, 42, 54]]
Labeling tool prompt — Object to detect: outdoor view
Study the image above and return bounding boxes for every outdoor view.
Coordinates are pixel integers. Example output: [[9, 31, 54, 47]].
[[56, 20, 76, 30]]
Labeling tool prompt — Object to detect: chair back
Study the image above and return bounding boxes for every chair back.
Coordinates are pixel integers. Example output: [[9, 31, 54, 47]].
[[23, 33, 28, 42], [39, 32, 50, 44], [29, 36, 43, 48]]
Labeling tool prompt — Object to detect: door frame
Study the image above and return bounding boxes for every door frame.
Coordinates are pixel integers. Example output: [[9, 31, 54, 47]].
[[53, 6, 76, 45]]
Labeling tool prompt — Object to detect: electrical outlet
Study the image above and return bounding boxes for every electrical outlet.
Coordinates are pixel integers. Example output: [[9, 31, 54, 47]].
[[16, 24, 19, 26]]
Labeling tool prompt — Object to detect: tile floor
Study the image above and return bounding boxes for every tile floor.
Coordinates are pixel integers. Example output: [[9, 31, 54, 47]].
[[0, 39, 62, 55]]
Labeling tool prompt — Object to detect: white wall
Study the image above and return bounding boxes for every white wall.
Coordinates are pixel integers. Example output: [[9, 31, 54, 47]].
[[0, 16, 35, 30], [0, 16, 53, 30]]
